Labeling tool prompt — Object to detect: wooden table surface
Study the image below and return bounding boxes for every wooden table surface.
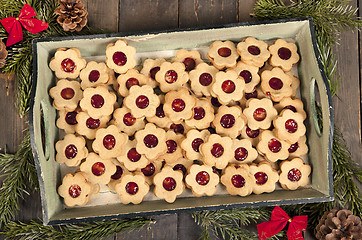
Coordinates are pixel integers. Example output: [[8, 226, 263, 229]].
[[1, 0, 361, 239]]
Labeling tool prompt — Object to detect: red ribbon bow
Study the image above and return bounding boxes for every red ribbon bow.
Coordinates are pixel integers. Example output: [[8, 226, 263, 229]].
[[0, 4, 48, 46], [257, 206, 308, 240]]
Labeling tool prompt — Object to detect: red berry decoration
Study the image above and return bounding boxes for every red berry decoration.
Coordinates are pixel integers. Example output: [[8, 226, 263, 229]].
[[239, 70, 252, 83], [221, 80, 236, 93], [234, 147, 248, 161], [192, 138, 204, 152], [220, 114, 235, 128], [288, 142, 299, 153], [183, 58, 196, 71], [123, 113, 136, 126], [246, 127, 260, 138], [254, 172, 268, 185], [65, 144, 78, 159], [156, 104, 166, 118], [68, 184, 81, 198], [193, 107, 205, 120], [111, 166, 124, 180], [92, 162, 106, 176], [126, 77, 139, 89], [143, 134, 158, 148], [285, 119, 298, 133], [287, 168, 302, 182], [245, 90, 258, 99], [284, 105, 297, 112], [135, 95, 149, 109], [231, 174, 246, 188], [65, 111, 78, 125], [211, 97, 222, 107], [127, 148, 141, 162], [170, 123, 185, 134], [199, 73, 213, 86], [142, 163, 156, 176], [163, 177, 177, 191], [268, 138, 282, 153], [103, 134, 116, 150], [253, 108, 267, 121], [165, 70, 178, 83], [150, 67, 160, 80], [211, 143, 224, 158], [269, 77, 283, 90], [278, 47, 292, 60], [113, 51, 127, 66], [125, 182, 139, 195], [61, 58, 75, 73], [86, 117, 100, 129], [166, 140, 177, 153], [196, 171, 210, 185], [171, 99, 186, 112], [173, 164, 187, 175]]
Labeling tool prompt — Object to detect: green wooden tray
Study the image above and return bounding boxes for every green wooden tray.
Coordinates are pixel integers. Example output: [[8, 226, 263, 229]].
[[30, 18, 333, 225]]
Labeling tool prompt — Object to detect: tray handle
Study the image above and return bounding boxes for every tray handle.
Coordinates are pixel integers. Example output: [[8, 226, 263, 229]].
[[309, 77, 325, 136], [39, 99, 53, 160]]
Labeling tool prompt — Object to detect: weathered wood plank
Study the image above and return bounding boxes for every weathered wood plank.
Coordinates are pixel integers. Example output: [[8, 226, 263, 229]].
[[238, 0, 256, 22], [118, 0, 178, 33], [87, 0, 119, 32]]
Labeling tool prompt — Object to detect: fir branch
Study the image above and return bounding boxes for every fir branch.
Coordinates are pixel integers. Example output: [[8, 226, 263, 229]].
[[2, 218, 152, 240]]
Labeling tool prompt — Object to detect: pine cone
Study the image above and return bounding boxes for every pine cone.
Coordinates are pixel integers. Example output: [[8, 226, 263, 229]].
[[54, 0, 88, 32], [0, 38, 8, 68], [316, 208, 361, 240]]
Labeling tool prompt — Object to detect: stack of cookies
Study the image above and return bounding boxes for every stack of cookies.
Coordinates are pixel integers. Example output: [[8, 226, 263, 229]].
[[49, 37, 311, 207]]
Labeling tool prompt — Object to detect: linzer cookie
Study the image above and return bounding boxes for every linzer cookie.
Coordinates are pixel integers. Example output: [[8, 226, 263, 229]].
[[56, 108, 79, 134], [168, 122, 191, 135], [279, 158, 311, 190], [185, 164, 220, 197], [159, 130, 185, 164], [181, 129, 210, 160], [288, 135, 308, 158], [274, 97, 307, 120], [116, 140, 149, 171], [172, 49, 204, 72], [106, 39, 136, 74], [260, 67, 293, 102], [140, 58, 166, 88], [55, 134, 88, 167], [166, 157, 193, 177], [75, 112, 110, 140], [239, 86, 268, 110], [146, 95, 172, 128], [240, 125, 263, 147], [155, 61, 189, 92], [113, 106, 146, 135], [256, 130, 289, 162], [79, 85, 117, 119], [212, 105, 247, 138], [163, 88, 196, 123], [228, 61, 260, 93], [138, 160, 163, 185], [230, 139, 258, 164], [117, 68, 149, 97], [49, 79, 82, 111], [243, 98, 277, 130], [123, 85, 160, 118], [211, 70, 245, 104], [108, 160, 129, 191], [189, 63, 219, 97], [185, 98, 214, 130], [249, 161, 279, 195], [200, 134, 233, 169], [207, 40, 239, 70], [49, 47, 86, 79], [153, 166, 185, 203], [79, 61, 113, 89], [135, 123, 167, 160], [114, 173, 150, 204], [268, 39, 300, 72], [236, 37, 270, 68], [221, 164, 254, 196], [273, 109, 306, 144]]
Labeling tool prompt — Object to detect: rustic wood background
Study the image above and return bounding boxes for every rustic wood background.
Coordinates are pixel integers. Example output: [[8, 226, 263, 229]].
[[0, 0, 361, 239]]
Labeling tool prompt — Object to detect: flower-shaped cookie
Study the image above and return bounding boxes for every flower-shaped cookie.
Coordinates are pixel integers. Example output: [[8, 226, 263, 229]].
[[260, 67, 293, 102], [79, 61, 113, 89], [124, 85, 160, 118], [240, 125, 263, 147], [249, 161, 279, 194], [117, 68, 149, 97], [49, 79, 82, 111], [243, 98, 277, 130], [92, 125, 128, 159], [256, 130, 289, 162], [212, 105, 247, 138], [79, 85, 117, 119], [228, 61, 260, 93], [230, 139, 258, 164], [268, 39, 300, 72], [166, 157, 194, 177], [116, 140, 149, 171], [273, 109, 306, 144], [279, 158, 311, 190], [58, 172, 98, 207], [140, 58, 166, 88], [49, 47, 87, 79], [55, 134, 88, 167], [221, 164, 254, 196], [135, 123, 167, 160], [274, 97, 307, 120], [185, 164, 219, 197], [56, 108, 80, 134], [211, 70, 245, 104], [189, 63, 219, 97], [207, 40, 239, 70], [181, 129, 210, 160], [106, 39, 137, 74], [138, 160, 163, 185], [155, 61, 189, 92], [168, 122, 191, 135], [236, 37, 270, 68], [185, 98, 214, 130], [172, 49, 204, 72], [80, 152, 117, 185], [114, 173, 150, 204], [159, 130, 185, 164], [153, 166, 185, 203], [113, 106, 146, 135], [288, 135, 308, 158], [75, 112, 110, 139], [146, 96, 172, 128], [108, 160, 129, 191], [164, 88, 196, 123], [200, 134, 233, 169], [239, 86, 268, 109]]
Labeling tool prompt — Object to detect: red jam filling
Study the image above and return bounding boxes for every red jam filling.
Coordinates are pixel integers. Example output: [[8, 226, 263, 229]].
[[125, 182, 139, 195], [231, 174, 246, 188], [173, 164, 187, 175], [68, 184, 81, 198], [163, 177, 177, 191], [89, 70, 100, 83], [144, 134, 158, 148], [192, 138, 204, 152], [65, 144, 77, 159], [245, 90, 258, 100], [113, 51, 127, 66], [220, 114, 235, 128], [165, 70, 178, 83], [135, 95, 149, 109], [221, 80, 236, 93], [92, 162, 105, 176], [287, 168, 302, 182], [218, 47, 231, 57], [127, 148, 141, 162], [284, 105, 297, 112], [248, 45, 261, 55], [269, 77, 283, 90], [126, 78, 139, 90], [103, 134, 116, 150], [166, 140, 177, 153], [86, 117, 100, 129], [211, 97, 221, 107], [91, 94, 104, 108], [199, 73, 213, 86], [65, 111, 78, 125], [193, 107, 205, 120], [268, 138, 282, 153], [278, 47, 292, 60], [239, 70, 252, 83], [255, 172, 268, 185], [253, 108, 267, 121], [170, 123, 184, 134], [285, 119, 298, 133], [183, 58, 196, 71], [123, 113, 136, 126], [172, 99, 186, 112], [150, 67, 160, 80], [234, 147, 248, 161], [196, 171, 210, 185], [61, 88, 75, 100], [156, 104, 166, 118], [288, 142, 299, 153], [111, 166, 123, 180], [142, 163, 155, 176], [246, 127, 260, 138], [61, 58, 75, 73], [211, 143, 224, 158]]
